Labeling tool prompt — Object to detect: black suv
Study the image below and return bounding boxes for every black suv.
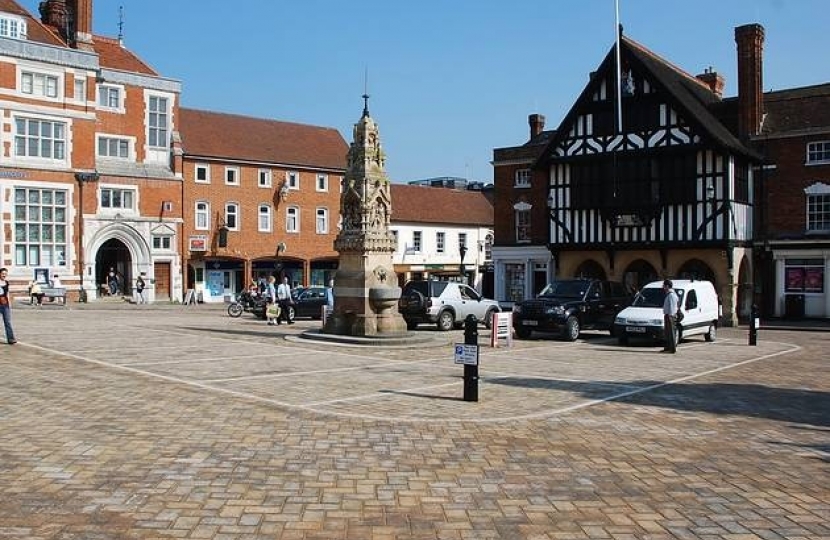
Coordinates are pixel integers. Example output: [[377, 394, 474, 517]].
[[512, 279, 633, 340]]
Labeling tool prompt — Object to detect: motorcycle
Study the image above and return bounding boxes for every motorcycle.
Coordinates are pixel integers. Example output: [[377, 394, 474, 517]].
[[227, 290, 269, 319]]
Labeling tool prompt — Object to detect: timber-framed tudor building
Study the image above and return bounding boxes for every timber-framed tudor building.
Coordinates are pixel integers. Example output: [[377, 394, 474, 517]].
[[493, 23, 830, 323]]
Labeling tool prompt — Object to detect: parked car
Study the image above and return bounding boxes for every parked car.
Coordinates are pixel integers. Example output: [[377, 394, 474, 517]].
[[292, 286, 328, 319], [513, 279, 633, 340], [613, 279, 719, 345], [398, 280, 501, 331]]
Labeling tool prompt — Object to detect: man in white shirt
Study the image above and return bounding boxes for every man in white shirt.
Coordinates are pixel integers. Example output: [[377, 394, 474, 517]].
[[276, 276, 294, 325], [662, 279, 679, 353]]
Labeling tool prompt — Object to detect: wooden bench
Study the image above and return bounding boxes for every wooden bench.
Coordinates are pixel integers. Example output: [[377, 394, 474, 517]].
[[35, 286, 67, 304]]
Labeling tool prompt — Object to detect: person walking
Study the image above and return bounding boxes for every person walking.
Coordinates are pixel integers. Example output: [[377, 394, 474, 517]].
[[135, 272, 147, 304], [277, 276, 294, 325], [265, 276, 278, 325], [0, 268, 17, 344], [662, 279, 679, 353]]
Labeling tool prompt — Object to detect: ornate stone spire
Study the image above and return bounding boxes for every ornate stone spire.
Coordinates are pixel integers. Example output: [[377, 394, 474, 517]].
[[334, 94, 396, 255]]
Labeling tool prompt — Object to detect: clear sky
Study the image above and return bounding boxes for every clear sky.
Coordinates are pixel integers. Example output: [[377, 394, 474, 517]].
[[20, 0, 830, 183]]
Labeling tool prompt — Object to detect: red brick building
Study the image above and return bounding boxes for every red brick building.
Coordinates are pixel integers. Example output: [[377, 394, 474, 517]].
[[179, 109, 347, 302], [0, 0, 183, 302]]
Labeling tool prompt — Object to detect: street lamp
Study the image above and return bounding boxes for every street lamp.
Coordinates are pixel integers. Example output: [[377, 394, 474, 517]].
[[217, 221, 229, 248], [75, 171, 100, 303], [459, 244, 468, 284]]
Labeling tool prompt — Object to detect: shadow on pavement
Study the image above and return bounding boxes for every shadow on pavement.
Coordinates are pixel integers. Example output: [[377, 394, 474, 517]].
[[488, 377, 830, 428]]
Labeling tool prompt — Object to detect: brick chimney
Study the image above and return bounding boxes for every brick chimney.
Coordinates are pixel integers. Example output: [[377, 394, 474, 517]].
[[735, 23, 764, 138], [696, 67, 725, 98], [71, 0, 94, 49], [528, 114, 546, 140]]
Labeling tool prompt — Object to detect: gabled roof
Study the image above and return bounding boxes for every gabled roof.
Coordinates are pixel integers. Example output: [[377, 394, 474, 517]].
[[94, 35, 157, 75], [0, 0, 64, 46], [390, 184, 493, 227], [534, 33, 760, 168], [179, 108, 348, 171]]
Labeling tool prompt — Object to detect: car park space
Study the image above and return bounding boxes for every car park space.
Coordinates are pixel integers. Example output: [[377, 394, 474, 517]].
[[10, 306, 799, 422]]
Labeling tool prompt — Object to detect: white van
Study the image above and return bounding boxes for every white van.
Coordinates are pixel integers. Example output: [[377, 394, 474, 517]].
[[613, 279, 720, 346]]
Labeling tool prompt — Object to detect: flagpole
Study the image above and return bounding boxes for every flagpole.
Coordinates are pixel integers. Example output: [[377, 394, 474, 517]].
[[615, 0, 623, 134]]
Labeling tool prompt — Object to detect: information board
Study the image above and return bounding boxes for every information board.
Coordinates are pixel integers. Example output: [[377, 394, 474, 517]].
[[454, 344, 479, 366]]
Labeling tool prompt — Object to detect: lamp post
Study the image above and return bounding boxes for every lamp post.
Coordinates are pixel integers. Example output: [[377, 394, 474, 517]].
[[75, 171, 100, 303], [459, 244, 468, 285]]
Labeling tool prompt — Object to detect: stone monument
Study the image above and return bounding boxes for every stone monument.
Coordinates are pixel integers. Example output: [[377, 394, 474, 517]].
[[322, 95, 408, 337]]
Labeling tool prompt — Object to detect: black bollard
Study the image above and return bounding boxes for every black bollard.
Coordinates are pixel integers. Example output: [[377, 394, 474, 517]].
[[749, 304, 758, 346], [463, 314, 479, 402]]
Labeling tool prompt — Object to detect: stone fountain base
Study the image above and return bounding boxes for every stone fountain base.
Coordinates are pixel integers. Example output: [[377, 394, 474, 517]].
[[294, 329, 447, 348]]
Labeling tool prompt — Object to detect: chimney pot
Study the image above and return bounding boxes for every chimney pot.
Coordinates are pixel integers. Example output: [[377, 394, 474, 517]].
[[696, 69, 725, 98]]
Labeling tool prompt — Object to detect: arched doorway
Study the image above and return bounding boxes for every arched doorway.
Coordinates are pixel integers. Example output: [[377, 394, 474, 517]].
[[95, 238, 132, 296], [677, 259, 717, 289], [573, 259, 606, 280], [623, 259, 659, 292]]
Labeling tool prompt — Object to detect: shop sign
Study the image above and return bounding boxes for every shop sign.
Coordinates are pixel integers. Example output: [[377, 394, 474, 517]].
[[189, 235, 207, 252]]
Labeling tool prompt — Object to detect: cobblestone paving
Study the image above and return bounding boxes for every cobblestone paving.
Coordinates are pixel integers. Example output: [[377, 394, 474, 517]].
[[0, 304, 827, 539]]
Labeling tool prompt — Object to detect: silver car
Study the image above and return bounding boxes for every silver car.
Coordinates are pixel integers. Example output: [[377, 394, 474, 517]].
[[398, 280, 501, 331]]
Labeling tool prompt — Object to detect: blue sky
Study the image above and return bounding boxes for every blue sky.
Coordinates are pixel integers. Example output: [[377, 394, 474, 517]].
[[21, 0, 830, 183]]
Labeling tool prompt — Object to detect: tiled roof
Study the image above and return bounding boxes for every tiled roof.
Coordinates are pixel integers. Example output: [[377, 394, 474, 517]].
[[179, 108, 348, 171], [391, 184, 493, 226], [0, 0, 64, 45], [759, 83, 830, 135], [94, 35, 157, 75]]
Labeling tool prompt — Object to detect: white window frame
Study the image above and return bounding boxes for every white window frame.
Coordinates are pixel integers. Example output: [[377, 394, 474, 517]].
[[258, 168, 272, 188], [195, 201, 210, 231], [12, 187, 69, 268], [73, 76, 86, 103], [145, 91, 173, 164], [21, 70, 60, 99], [515, 168, 531, 188], [316, 208, 328, 234], [515, 207, 531, 243], [225, 166, 240, 185], [195, 163, 210, 184], [286, 171, 299, 190], [412, 231, 422, 252], [13, 115, 68, 164], [807, 141, 830, 165], [99, 185, 137, 213], [458, 232, 467, 251], [258, 204, 272, 232], [436, 231, 445, 253], [805, 182, 830, 232], [286, 206, 300, 233], [316, 173, 329, 192], [97, 83, 125, 112], [152, 235, 173, 250], [0, 15, 27, 39], [225, 202, 240, 230], [96, 134, 133, 160]]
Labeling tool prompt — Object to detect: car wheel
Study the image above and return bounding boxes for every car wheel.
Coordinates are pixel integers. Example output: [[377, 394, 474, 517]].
[[405, 319, 418, 331], [563, 316, 580, 341], [483, 308, 497, 330], [227, 303, 243, 318], [437, 310, 455, 331], [617, 335, 628, 346], [705, 323, 717, 342], [409, 291, 426, 310], [287, 305, 296, 321], [515, 326, 532, 339]]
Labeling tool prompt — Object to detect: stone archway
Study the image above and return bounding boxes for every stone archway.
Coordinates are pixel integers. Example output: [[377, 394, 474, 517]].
[[677, 258, 717, 290], [623, 259, 659, 292], [95, 238, 132, 296], [573, 259, 606, 280]]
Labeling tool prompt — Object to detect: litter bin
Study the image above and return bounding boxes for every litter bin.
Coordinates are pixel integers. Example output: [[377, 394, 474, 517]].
[[784, 294, 805, 319]]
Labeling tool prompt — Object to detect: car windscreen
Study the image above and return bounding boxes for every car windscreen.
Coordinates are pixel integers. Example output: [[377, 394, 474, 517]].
[[538, 281, 588, 299], [633, 288, 685, 307]]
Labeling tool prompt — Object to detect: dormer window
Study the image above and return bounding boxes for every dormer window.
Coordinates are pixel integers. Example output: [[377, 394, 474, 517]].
[[0, 15, 27, 39]]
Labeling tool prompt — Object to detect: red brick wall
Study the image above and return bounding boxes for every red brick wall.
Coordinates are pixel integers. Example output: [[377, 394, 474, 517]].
[[493, 163, 549, 246], [762, 134, 830, 237]]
